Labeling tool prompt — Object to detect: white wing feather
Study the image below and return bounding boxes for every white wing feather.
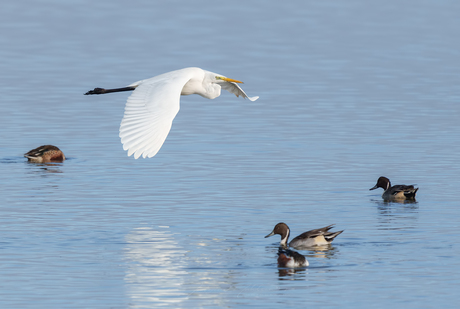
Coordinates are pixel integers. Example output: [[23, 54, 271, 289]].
[[219, 82, 259, 101], [118, 68, 258, 159], [119, 70, 195, 159]]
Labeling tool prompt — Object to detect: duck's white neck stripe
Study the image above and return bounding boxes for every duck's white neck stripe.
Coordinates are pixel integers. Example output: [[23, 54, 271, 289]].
[[280, 229, 290, 246]]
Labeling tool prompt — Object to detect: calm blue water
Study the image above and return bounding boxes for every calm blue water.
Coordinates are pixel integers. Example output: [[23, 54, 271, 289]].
[[1, 0, 460, 308]]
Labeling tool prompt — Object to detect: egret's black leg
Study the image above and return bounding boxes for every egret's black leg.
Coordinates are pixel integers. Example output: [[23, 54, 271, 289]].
[[84, 86, 136, 95]]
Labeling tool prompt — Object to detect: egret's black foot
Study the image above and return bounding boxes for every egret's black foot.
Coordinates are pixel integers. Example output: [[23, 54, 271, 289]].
[[85, 88, 106, 95]]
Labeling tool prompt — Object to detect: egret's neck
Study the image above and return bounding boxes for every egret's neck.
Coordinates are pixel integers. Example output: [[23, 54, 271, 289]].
[[181, 78, 201, 96], [201, 82, 221, 99], [181, 78, 221, 99]]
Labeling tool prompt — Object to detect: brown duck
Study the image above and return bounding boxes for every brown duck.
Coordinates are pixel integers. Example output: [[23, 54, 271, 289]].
[[24, 145, 65, 163]]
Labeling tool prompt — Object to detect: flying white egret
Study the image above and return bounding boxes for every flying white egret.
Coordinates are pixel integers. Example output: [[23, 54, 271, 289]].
[[85, 67, 258, 159]]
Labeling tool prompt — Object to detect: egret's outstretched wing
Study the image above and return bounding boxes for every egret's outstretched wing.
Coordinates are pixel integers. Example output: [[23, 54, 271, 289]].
[[219, 81, 259, 101], [119, 71, 194, 159]]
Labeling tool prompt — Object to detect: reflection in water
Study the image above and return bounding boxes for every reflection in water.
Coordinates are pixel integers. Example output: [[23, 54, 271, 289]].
[[305, 245, 339, 259], [278, 267, 307, 278], [373, 199, 419, 215], [124, 227, 235, 307], [377, 199, 418, 206], [372, 199, 419, 228], [124, 227, 188, 305], [20, 157, 65, 175], [1, 157, 65, 174], [26, 162, 64, 174]]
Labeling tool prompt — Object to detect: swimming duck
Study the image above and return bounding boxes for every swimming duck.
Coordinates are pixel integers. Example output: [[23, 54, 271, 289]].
[[265, 222, 343, 248], [24, 145, 66, 163], [277, 248, 309, 268], [369, 176, 418, 200]]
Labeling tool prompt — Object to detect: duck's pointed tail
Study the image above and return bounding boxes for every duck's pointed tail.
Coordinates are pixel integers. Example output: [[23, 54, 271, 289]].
[[404, 187, 418, 199], [324, 230, 344, 242]]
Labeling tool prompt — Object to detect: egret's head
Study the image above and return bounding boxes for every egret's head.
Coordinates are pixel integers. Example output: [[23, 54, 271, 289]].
[[215, 76, 243, 84]]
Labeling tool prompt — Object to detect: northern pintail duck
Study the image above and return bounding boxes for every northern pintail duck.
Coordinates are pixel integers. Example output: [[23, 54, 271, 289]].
[[370, 176, 418, 200], [24, 145, 65, 163], [265, 222, 343, 248], [277, 248, 309, 268]]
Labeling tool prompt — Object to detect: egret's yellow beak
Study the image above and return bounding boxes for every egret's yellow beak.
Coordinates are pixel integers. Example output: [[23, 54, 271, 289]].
[[217, 76, 243, 84]]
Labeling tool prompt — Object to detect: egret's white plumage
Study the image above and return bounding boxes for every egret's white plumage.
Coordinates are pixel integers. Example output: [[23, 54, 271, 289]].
[[85, 67, 258, 159]]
